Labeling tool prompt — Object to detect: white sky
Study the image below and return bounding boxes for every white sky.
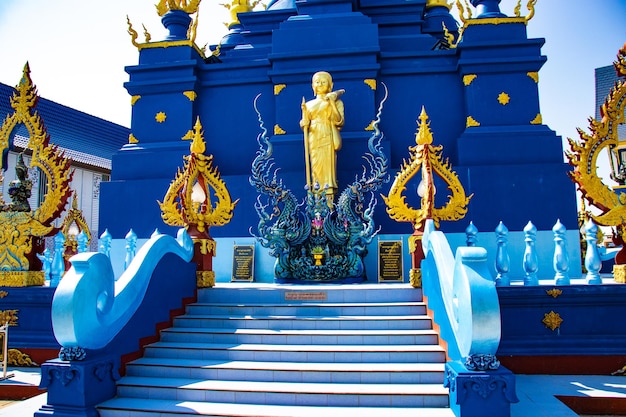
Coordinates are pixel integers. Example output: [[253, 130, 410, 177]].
[[0, 0, 624, 149]]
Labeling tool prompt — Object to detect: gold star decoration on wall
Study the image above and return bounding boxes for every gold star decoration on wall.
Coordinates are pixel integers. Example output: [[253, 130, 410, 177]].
[[497, 92, 510, 105], [155, 112, 167, 123]]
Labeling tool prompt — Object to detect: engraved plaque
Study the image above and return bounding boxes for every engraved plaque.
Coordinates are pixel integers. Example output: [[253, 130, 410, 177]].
[[231, 245, 254, 282], [378, 240, 403, 282]]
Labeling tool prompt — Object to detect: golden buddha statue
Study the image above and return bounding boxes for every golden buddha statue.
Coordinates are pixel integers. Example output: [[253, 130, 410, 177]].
[[300, 71, 345, 204]]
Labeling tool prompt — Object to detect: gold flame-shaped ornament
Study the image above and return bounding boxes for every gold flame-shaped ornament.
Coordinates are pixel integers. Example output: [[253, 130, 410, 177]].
[[382, 106, 472, 231], [159, 117, 238, 235], [567, 44, 626, 229], [156, 0, 201, 16], [0, 63, 73, 284]]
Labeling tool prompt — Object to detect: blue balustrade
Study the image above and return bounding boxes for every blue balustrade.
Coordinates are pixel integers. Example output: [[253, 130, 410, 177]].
[[552, 219, 570, 285], [465, 221, 478, 247], [584, 220, 603, 284], [50, 232, 65, 288], [522, 221, 539, 285], [495, 221, 510, 286]]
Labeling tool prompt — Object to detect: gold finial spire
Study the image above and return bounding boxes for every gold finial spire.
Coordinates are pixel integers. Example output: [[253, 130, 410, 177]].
[[189, 117, 206, 155], [415, 106, 434, 145], [221, 1, 262, 28]]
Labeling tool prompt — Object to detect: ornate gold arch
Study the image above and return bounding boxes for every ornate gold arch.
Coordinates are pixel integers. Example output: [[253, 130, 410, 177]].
[[382, 106, 472, 230], [0, 63, 73, 283], [567, 43, 626, 227]]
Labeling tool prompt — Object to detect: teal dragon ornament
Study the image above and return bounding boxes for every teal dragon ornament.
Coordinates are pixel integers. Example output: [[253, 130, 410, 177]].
[[249, 85, 389, 283]]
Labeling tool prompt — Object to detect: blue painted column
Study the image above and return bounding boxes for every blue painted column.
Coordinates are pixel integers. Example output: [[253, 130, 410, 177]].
[[162, 10, 192, 40], [470, 0, 506, 18], [445, 361, 518, 417]]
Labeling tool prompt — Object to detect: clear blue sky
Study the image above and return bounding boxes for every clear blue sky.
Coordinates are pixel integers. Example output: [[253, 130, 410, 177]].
[[0, 0, 624, 148]]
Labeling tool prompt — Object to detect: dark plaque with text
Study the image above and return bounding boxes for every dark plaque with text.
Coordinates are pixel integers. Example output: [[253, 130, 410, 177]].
[[378, 240, 403, 282], [232, 245, 255, 282]]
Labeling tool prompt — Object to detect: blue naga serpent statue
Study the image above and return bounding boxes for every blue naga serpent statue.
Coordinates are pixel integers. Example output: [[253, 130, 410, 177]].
[[249, 85, 389, 282]]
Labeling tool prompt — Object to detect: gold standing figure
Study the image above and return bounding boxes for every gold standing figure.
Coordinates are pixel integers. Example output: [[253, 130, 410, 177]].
[[300, 71, 345, 204]]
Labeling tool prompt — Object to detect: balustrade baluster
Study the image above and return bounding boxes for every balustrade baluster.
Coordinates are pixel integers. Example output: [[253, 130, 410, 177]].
[[124, 229, 138, 270], [523, 221, 538, 285], [465, 222, 478, 247], [584, 220, 602, 284], [77, 231, 88, 253], [552, 219, 570, 285], [98, 229, 112, 257], [37, 248, 51, 283], [50, 232, 65, 287], [495, 221, 510, 286]]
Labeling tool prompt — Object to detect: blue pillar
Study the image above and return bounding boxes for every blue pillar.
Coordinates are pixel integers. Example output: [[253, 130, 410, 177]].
[[35, 355, 119, 417], [445, 361, 518, 417], [470, 0, 506, 18], [161, 10, 192, 41]]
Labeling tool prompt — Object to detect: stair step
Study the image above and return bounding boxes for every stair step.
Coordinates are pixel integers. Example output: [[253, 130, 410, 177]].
[[197, 284, 422, 304], [98, 397, 456, 417], [115, 376, 449, 407], [173, 314, 433, 330], [126, 357, 445, 383], [144, 341, 446, 363], [185, 301, 427, 316], [159, 326, 439, 345]]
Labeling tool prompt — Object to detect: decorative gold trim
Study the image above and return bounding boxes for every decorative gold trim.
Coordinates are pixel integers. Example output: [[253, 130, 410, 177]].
[[196, 238, 217, 256], [156, 0, 201, 16], [274, 124, 286, 135], [466, 116, 481, 127], [130, 95, 141, 106], [0, 64, 73, 275], [197, 270, 215, 288], [463, 74, 477, 86], [614, 264, 626, 283], [129, 133, 139, 144], [530, 113, 542, 125], [527, 72, 539, 83], [0, 271, 45, 287], [183, 91, 197, 102], [364, 79, 377, 90], [159, 117, 238, 234], [566, 44, 626, 230], [546, 288, 562, 298], [274, 84, 286, 95], [0, 291, 7, 298], [497, 92, 510, 105], [409, 268, 422, 288], [0, 310, 18, 326], [442, 22, 457, 49], [364, 121, 375, 131], [60, 193, 92, 252], [467, 17, 527, 26], [7, 349, 36, 367], [156, 112, 167, 123], [137, 40, 206, 58], [542, 311, 563, 331], [426, 0, 452, 10], [382, 107, 472, 230]]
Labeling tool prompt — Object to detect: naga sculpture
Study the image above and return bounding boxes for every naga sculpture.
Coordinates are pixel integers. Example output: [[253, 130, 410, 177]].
[[250, 82, 389, 282]]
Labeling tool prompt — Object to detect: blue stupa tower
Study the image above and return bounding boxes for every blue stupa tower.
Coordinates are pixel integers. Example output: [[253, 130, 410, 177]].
[[100, 0, 576, 239]]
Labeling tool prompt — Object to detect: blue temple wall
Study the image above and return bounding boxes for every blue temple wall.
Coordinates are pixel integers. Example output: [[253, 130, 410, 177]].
[[100, 0, 578, 249]]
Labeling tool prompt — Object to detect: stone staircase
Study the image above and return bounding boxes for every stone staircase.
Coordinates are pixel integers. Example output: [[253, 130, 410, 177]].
[[97, 283, 453, 417]]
